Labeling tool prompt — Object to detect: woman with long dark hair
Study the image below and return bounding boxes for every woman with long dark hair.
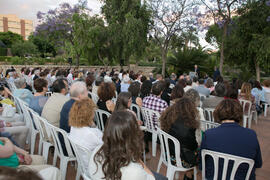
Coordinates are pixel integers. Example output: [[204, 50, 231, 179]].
[[160, 97, 200, 180], [89, 110, 156, 180]]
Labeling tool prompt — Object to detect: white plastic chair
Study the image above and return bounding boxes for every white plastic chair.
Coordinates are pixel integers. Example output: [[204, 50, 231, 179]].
[[48, 123, 77, 180], [201, 149, 254, 180], [82, 173, 92, 180], [94, 109, 111, 131], [68, 137, 92, 180], [204, 108, 215, 122], [156, 128, 197, 180], [199, 93, 207, 107], [263, 92, 270, 117], [200, 120, 220, 131], [89, 92, 99, 104], [32, 114, 54, 163], [239, 99, 252, 128], [141, 107, 161, 157], [130, 103, 142, 121], [21, 105, 39, 154]]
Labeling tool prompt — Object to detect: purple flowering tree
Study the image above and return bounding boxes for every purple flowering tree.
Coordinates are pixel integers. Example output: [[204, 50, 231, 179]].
[[35, 1, 89, 66], [199, 0, 247, 75], [148, 0, 200, 77]]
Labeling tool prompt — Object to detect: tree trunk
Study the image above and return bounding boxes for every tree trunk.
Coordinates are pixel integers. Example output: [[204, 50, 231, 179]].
[[161, 49, 167, 77], [219, 22, 228, 75], [76, 54, 80, 67], [255, 60, 260, 81]]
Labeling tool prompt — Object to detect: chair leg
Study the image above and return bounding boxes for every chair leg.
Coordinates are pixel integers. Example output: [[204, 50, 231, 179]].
[[157, 154, 163, 172], [166, 167, 175, 180], [193, 166, 197, 180], [243, 117, 247, 128], [75, 166, 81, 180], [59, 158, 68, 180], [30, 132, 37, 154], [42, 142, 51, 164], [264, 105, 267, 117], [38, 139, 42, 155], [152, 133, 157, 157], [53, 151, 58, 166], [248, 116, 252, 129]]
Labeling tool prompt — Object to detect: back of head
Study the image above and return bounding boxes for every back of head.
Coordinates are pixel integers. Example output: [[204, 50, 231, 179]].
[[225, 85, 238, 99], [160, 97, 199, 132], [205, 78, 214, 88], [178, 79, 186, 88], [51, 78, 67, 93], [14, 77, 26, 89], [85, 74, 95, 88], [0, 166, 42, 180], [164, 78, 171, 89], [171, 84, 184, 100], [198, 79, 205, 85], [193, 76, 198, 83], [215, 83, 225, 97], [141, 80, 152, 97], [69, 98, 96, 128], [156, 74, 163, 80], [263, 79, 270, 88], [152, 80, 165, 96], [128, 81, 141, 97], [95, 110, 143, 179], [241, 82, 252, 95], [114, 92, 132, 111], [184, 89, 200, 107], [97, 82, 116, 102], [70, 81, 87, 98], [34, 78, 48, 93], [95, 76, 104, 86], [254, 81, 262, 90], [186, 79, 192, 86], [214, 99, 243, 123]]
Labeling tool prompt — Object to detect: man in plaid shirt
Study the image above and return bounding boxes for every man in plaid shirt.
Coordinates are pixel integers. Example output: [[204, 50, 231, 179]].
[[142, 81, 168, 127]]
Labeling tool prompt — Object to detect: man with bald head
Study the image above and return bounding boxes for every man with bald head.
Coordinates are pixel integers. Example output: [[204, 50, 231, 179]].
[[60, 81, 89, 133]]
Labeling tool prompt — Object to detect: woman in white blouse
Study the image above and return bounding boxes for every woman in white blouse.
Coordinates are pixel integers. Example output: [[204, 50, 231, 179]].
[[68, 98, 103, 169], [88, 110, 156, 180]]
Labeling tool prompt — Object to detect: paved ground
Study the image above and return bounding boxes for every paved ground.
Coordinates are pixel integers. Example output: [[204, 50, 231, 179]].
[[42, 114, 270, 180]]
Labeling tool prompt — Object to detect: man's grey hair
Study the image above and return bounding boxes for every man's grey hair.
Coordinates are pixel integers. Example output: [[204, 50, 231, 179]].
[[14, 77, 26, 89], [70, 81, 87, 98]]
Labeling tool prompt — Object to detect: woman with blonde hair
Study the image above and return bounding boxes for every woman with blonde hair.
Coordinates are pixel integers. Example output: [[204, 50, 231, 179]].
[[69, 98, 103, 168], [239, 82, 256, 111]]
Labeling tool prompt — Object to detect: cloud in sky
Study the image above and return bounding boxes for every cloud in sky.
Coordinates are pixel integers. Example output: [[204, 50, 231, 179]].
[[0, 0, 102, 26]]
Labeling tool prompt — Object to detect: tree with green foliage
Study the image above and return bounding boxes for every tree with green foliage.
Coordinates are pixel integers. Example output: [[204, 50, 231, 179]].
[[0, 31, 23, 48], [11, 41, 38, 57], [28, 34, 56, 57], [225, 0, 270, 81], [100, 0, 151, 68]]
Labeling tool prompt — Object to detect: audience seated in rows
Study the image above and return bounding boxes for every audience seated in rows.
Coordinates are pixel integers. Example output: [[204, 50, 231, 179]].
[[202, 83, 225, 109]]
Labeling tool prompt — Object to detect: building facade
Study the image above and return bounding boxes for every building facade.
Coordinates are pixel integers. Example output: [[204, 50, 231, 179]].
[[0, 14, 33, 40]]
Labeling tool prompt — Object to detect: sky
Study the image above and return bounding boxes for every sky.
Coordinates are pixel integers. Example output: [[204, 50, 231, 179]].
[[0, 0, 212, 49], [0, 0, 102, 27]]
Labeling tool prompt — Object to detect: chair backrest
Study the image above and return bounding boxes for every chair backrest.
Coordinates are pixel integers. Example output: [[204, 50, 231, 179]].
[[201, 149, 255, 180], [94, 109, 111, 131], [199, 93, 207, 101], [197, 107, 205, 120], [239, 99, 252, 116], [200, 120, 220, 131], [89, 92, 99, 104], [157, 128, 184, 168], [204, 108, 215, 122], [68, 137, 92, 175], [33, 113, 52, 142], [141, 107, 160, 131], [49, 123, 75, 158], [130, 103, 142, 121], [264, 92, 270, 104]]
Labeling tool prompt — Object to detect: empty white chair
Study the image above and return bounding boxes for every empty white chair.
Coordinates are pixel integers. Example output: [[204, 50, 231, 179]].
[[156, 128, 197, 180], [33, 114, 54, 163], [204, 108, 215, 122], [200, 120, 220, 131], [239, 99, 252, 128], [89, 92, 99, 104], [141, 107, 161, 157], [68, 136, 92, 180], [201, 149, 254, 180], [48, 123, 77, 180], [130, 103, 142, 121], [94, 109, 111, 131]]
